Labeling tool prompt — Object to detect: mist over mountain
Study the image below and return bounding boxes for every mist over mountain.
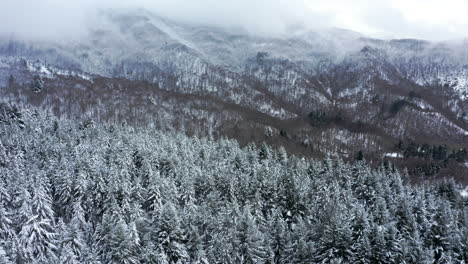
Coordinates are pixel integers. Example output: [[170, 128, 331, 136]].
[[3, 0, 468, 41]]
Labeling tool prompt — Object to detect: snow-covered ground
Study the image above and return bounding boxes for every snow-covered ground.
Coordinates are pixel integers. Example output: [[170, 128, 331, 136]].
[[414, 70, 468, 101], [0, 56, 93, 82], [25, 60, 93, 81], [384, 152, 403, 158], [460, 186, 468, 198]]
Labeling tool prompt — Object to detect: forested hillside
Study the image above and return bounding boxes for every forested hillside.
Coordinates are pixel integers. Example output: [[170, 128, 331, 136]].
[[1, 9, 468, 183], [0, 8, 468, 186], [0, 104, 466, 263]]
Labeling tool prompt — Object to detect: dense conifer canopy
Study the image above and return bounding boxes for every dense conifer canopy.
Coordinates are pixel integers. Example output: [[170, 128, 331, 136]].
[[0, 105, 466, 263]]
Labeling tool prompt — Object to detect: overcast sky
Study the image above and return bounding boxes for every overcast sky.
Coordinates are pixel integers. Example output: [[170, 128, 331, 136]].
[[1, 0, 468, 41]]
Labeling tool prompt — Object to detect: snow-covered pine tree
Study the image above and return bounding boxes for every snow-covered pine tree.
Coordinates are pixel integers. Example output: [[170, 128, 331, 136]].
[[350, 205, 371, 263], [268, 210, 288, 264], [107, 219, 140, 264], [314, 204, 354, 263], [0, 245, 13, 264], [155, 202, 189, 264], [233, 207, 267, 264], [18, 175, 58, 262]]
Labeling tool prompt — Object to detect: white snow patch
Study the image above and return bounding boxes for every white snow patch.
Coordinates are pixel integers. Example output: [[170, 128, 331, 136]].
[[0, 61, 9, 68], [384, 152, 403, 158], [412, 99, 433, 110], [460, 187, 468, 198], [338, 86, 363, 98], [24, 59, 93, 81], [257, 102, 293, 119], [39, 65, 52, 75]]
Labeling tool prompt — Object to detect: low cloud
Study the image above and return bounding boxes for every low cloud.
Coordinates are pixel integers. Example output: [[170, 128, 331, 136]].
[[1, 0, 467, 41]]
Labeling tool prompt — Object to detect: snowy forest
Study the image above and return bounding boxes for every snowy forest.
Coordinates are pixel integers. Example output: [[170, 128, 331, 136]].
[[0, 104, 466, 264]]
